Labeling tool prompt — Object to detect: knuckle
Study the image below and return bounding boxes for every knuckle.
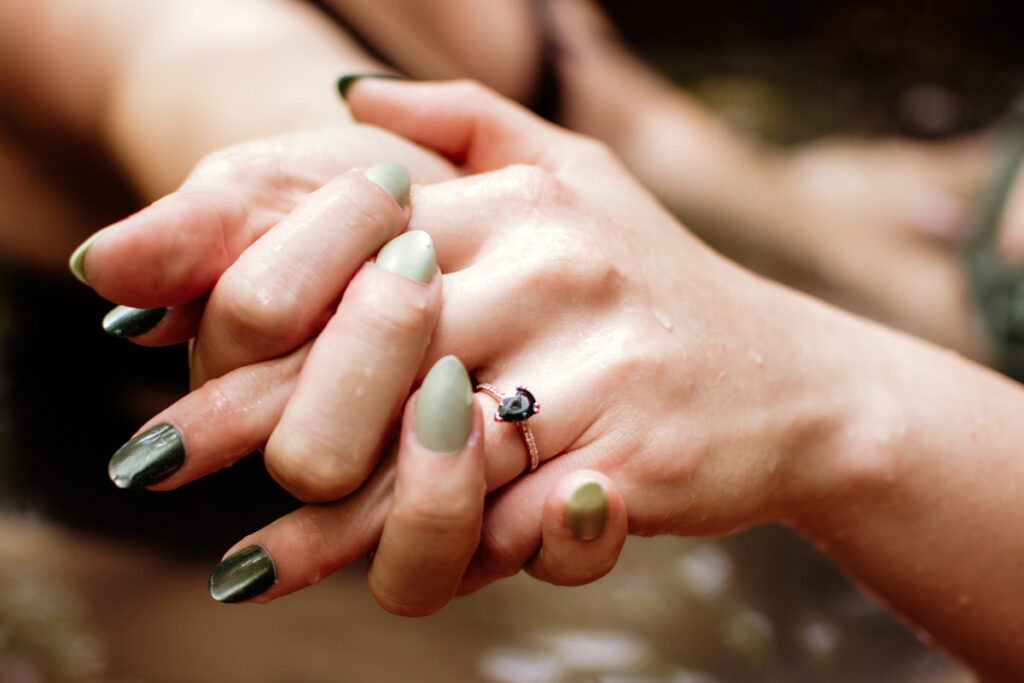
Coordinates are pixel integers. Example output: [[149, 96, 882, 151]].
[[352, 286, 434, 342], [496, 163, 566, 206], [474, 516, 528, 580], [390, 494, 479, 538], [264, 429, 366, 503], [521, 228, 625, 302], [213, 272, 307, 349], [188, 138, 279, 186]]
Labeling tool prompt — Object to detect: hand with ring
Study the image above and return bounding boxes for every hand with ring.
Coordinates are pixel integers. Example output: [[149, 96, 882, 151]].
[[77, 79, 1024, 676]]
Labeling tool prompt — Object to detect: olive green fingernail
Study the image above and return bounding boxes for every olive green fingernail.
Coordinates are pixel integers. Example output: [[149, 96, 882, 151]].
[[68, 226, 112, 285], [364, 162, 410, 207], [336, 73, 403, 99], [415, 355, 473, 453], [566, 480, 608, 541], [375, 230, 436, 284], [102, 305, 167, 338], [108, 423, 185, 489], [209, 545, 276, 603]]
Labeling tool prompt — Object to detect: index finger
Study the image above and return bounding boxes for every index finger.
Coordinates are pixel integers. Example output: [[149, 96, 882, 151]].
[[342, 78, 578, 174]]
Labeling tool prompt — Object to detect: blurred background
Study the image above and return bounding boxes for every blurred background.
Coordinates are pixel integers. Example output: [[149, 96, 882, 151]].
[[2, 0, 1022, 680]]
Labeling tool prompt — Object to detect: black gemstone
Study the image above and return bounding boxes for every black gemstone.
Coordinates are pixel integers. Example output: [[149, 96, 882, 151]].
[[498, 388, 537, 422]]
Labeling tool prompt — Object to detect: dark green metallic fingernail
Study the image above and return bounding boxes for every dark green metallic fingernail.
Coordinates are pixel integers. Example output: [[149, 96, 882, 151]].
[[336, 73, 403, 99], [102, 305, 167, 338], [108, 423, 185, 489], [566, 480, 607, 541], [209, 546, 276, 603]]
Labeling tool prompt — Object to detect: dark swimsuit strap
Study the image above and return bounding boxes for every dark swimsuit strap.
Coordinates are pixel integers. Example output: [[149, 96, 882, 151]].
[[528, 0, 563, 122], [965, 95, 1024, 379]]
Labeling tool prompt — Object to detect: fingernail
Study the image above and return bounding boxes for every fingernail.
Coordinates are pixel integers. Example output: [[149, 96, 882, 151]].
[[208, 545, 276, 603], [68, 226, 112, 284], [336, 73, 403, 99], [375, 230, 436, 284], [102, 305, 167, 338], [415, 355, 473, 453], [364, 162, 410, 207], [108, 423, 185, 489], [566, 480, 608, 541]]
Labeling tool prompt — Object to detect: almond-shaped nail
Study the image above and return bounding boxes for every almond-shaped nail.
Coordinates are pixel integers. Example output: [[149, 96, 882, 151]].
[[208, 545, 276, 603], [566, 480, 608, 541], [375, 230, 436, 284], [68, 226, 113, 285], [364, 162, 410, 207], [108, 423, 185, 489], [336, 73, 404, 99], [415, 355, 473, 453], [102, 305, 167, 338]]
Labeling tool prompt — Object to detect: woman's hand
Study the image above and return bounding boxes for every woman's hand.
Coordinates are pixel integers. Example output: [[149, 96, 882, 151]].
[[89, 78, 861, 592], [83, 80, 1024, 677]]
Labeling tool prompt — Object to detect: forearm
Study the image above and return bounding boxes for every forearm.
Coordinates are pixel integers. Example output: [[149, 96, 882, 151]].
[[785, 315, 1024, 679], [1, 0, 388, 199], [101, 0, 387, 198]]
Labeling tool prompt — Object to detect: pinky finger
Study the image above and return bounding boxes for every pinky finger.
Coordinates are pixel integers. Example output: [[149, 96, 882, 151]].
[[524, 471, 627, 587]]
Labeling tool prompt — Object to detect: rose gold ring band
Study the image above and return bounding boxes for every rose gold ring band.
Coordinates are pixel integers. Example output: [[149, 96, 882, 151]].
[[475, 383, 540, 474]]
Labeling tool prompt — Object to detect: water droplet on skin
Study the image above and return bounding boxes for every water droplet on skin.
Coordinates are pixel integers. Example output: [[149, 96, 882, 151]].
[[653, 310, 673, 331], [748, 349, 763, 365]]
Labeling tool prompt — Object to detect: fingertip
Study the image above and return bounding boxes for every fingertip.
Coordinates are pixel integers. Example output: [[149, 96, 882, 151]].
[[528, 470, 627, 586]]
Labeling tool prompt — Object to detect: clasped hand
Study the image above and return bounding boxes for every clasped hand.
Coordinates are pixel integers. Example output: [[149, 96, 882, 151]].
[[74, 79, 853, 615]]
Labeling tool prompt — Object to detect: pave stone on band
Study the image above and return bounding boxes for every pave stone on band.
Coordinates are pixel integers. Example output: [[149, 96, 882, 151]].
[[475, 383, 541, 473]]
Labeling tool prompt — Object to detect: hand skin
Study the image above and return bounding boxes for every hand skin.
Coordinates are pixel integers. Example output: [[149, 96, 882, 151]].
[[527, 0, 998, 363], [81, 79, 1024, 679]]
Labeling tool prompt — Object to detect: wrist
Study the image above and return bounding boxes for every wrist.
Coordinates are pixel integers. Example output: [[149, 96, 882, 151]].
[[765, 298, 908, 529]]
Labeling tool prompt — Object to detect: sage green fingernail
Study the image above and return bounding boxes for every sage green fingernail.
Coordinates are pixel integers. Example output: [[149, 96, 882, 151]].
[[375, 230, 436, 284], [415, 355, 473, 453], [365, 162, 410, 207], [68, 226, 112, 284], [108, 423, 185, 489], [336, 73, 403, 99], [102, 305, 167, 338], [566, 480, 608, 541], [208, 546, 276, 603]]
